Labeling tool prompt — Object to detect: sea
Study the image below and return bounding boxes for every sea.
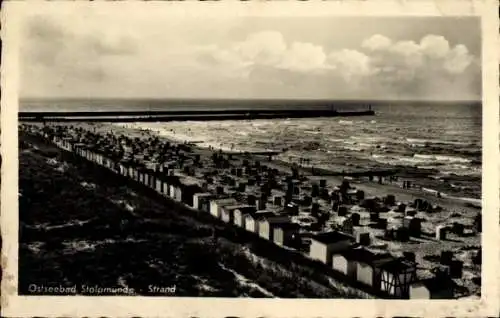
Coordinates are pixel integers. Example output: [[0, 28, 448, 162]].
[[20, 98, 482, 198]]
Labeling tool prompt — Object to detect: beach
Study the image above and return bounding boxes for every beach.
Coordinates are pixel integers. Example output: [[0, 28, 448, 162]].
[[18, 115, 482, 299], [92, 100, 481, 202], [106, 121, 481, 209], [19, 130, 380, 298]]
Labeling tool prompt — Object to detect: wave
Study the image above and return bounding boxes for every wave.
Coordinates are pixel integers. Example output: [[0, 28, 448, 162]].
[[235, 131, 250, 136], [369, 153, 479, 176], [304, 130, 322, 135], [371, 153, 472, 166], [350, 136, 387, 142], [327, 138, 345, 143], [338, 120, 353, 125], [342, 145, 368, 152], [113, 118, 479, 179], [413, 154, 471, 164], [406, 138, 475, 147]]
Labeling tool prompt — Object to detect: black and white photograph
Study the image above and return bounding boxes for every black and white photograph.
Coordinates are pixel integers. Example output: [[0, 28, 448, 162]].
[[2, 1, 499, 317]]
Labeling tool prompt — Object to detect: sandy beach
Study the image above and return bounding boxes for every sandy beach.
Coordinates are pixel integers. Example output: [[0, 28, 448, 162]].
[[100, 122, 480, 213], [19, 130, 377, 298], [20, 121, 481, 298]]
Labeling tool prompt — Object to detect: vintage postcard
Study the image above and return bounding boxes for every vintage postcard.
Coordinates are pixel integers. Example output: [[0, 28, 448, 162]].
[[1, 0, 499, 317]]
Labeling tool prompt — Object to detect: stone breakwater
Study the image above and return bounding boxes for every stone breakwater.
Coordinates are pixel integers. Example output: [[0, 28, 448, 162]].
[[18, 108, 375, 122], [19, 123, 482, 299]]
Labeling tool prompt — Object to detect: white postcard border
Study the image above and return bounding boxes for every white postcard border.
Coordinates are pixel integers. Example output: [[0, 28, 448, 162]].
[[1, 1, 498, 317]]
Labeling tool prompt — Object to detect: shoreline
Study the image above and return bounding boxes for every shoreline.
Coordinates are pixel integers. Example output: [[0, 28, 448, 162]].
[[108, 122, 481, 205], [113, 123, 285, 155]]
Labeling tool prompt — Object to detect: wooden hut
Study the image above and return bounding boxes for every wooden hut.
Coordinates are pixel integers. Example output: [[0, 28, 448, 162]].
[[233, 206, 257, 228], [309, 231, 353, 266], [258, 215, 291, 241], [379, 258, 417, 298]]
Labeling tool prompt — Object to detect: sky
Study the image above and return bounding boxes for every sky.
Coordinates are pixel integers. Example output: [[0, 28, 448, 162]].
[[19, 11, 481, 101]]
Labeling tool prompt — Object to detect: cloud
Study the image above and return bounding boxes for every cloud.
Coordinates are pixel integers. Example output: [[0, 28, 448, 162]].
[[443, 44, 474, 74], [20, 19, 480, 100], [327, 49, 372, 82], [279, 42, 327, 72], [358, 33, 479, 99], [23, 15, 137, 62], [206, 31, 327, 73], [21, 15, 141, 96], [362, 34, 393, 51], [420, 34, 450, 59], [199, 31, 478, 96], [232, 31, 287, 66]]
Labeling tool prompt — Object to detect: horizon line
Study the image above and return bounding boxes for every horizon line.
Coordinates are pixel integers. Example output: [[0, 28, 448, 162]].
[[19, 96, 482, 104]]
